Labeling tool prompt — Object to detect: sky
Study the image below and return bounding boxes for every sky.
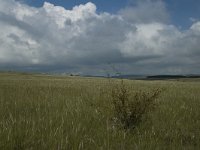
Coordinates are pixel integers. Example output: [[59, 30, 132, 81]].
[[0, 0, 200, 75]]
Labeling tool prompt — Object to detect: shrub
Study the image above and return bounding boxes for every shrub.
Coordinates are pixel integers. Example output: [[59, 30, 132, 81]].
[[111, 80, 161, 130]]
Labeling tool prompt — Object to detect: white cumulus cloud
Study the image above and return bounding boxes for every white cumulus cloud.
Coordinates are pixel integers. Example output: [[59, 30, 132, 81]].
[[0, 0, 199, 75]]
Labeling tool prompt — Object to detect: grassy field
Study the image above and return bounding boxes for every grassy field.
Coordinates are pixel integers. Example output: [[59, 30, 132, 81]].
[[0, 72, 200, 149]]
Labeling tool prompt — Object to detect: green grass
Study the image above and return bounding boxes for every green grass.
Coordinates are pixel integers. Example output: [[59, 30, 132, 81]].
[[0, 72, 200, 149]]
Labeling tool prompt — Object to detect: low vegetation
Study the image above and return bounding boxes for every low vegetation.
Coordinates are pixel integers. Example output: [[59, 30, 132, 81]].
[[111, 80, 161, 130], [0, 72, 200, 149]]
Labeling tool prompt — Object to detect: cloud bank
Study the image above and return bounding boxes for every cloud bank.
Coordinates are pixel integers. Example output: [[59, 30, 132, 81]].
[[0, 0, 200, 75]]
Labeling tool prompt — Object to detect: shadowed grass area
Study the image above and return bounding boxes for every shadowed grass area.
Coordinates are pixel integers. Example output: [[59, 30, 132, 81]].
[[0, 73, 200, 149]]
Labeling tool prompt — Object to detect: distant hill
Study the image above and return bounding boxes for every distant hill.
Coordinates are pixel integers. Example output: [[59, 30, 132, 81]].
[[111, 74, 200, 80], [147, 75, 200, 80]]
